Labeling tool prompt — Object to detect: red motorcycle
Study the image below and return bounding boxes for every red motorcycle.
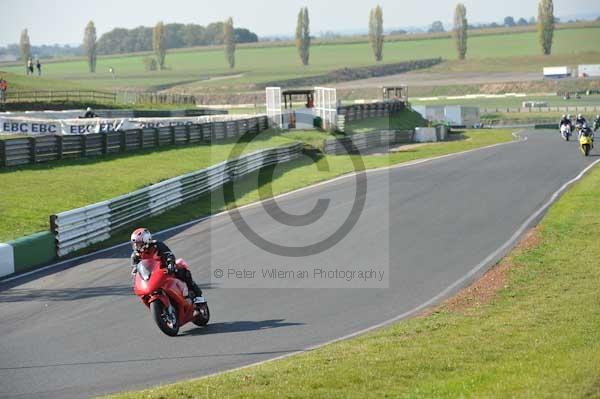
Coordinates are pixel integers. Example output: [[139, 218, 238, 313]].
[[133, 256, 210, 336]]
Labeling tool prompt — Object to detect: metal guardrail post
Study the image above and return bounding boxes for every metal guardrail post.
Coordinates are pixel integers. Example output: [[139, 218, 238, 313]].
[[186, 125, 191, 143], [102, 133, 109, 154], [56, 135, 64, 160], [29, 137, 37, 164], [120, 131, 126, 152], [81, 135, 87, 157], [0, 141, 6, 168], [154, 128, 160, 147], [138, 129, 144, 149], [171, 126, 176, 145]]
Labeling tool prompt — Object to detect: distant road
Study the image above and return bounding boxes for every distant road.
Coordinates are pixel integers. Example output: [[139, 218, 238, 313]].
[[333, 71, 542, 89]]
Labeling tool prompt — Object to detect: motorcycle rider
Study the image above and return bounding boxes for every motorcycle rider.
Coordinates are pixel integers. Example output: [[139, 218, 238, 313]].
[[575, 114, 587, 129], [579, 123, 594, 148], [559, 114, 572, 130], [130, 228, 204, 303], [83, 107, 97, 118]]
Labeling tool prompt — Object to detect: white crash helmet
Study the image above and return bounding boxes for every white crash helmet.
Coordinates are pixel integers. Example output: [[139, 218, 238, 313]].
[[131, 228, 152, 251]]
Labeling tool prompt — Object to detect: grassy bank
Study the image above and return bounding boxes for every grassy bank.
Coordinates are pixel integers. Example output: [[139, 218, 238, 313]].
[[0, 129, 513, 243], [102, 159, 600, 399], [1, 27, 599, 93]]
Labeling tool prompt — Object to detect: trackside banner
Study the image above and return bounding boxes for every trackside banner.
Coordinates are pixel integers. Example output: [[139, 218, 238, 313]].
[[0, 117, 131, 135], [0, 115, 262, 136]]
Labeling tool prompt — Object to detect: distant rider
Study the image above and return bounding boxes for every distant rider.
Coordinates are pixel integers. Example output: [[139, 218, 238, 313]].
[[83, 107, 97, 118], [578, 123, 594, 148], [130, 228, 204, 303], [559, 114, 572, 130], [575, 114, 587, 129], [594, 115, 600, 132]]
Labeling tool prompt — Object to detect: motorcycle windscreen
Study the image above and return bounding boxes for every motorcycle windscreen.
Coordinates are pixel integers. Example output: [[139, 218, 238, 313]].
[[137, 261, 152, 281]]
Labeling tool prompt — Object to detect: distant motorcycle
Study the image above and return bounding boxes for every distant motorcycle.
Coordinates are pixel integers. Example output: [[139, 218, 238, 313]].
[[133, 257, 209, 336], [579, 128, 593, 157], [560, 124, 571, 141]]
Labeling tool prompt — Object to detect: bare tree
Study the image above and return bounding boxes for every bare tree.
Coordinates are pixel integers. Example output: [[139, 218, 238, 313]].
[[453, 3, 468, 60], [83, 21, 97, 73], [537, 0, 554, 55], [295, 7, 310, 66], [368, 5, 384, 62], [19, 29, 32, 63], [153, 21, 167, 70], [223, 17, 236, 68]]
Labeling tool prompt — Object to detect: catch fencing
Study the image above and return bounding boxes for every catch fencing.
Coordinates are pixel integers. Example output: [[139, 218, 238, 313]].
[[2, 90, 117, 104], [50, 142, 303, 257], [0, 115, 269, 167]]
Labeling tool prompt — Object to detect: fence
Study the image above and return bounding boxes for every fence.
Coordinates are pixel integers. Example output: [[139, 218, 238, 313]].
[[50, 142, 303, 257], [2, 90, 117, 104], [117, 91, 197, 105], [481, 106, 600, 114], [323, 130, 414, 155], [0, 115, 269, 167], [338, 101, 405, 124]]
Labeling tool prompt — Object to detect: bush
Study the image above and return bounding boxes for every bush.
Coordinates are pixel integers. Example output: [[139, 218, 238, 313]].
[[143, 57, 158, 71]]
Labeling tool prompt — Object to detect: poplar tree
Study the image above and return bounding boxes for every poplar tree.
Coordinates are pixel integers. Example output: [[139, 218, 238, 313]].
[[453, 3, 468, 60], [295, 7, 310, 66], [537, 0, 554, 55], [83, 21, 97, 72], [368, 6, 384, 62]]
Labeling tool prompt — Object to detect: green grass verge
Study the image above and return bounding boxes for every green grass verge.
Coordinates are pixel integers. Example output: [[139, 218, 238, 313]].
[[0, 130, 311, 242], [100, 155, 600, 399]]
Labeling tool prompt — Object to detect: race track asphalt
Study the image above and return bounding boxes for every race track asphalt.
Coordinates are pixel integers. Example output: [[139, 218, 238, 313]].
[[0, 130, 597, 399]]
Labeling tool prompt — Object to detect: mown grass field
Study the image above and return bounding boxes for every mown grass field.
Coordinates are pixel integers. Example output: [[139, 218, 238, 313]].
[[2, 27, 599, 93], [0, 128, 513, 243], [101, 160, 600, 399]]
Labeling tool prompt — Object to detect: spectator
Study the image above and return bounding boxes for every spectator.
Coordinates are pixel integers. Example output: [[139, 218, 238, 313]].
[[109, 67, 115, 80], [27, 58, 34, 75], [0, 77, 7, 103], [83, 107, 97, 118], [36, 59, 41, 76]]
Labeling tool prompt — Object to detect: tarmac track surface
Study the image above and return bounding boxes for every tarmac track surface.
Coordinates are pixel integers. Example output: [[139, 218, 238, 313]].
[[0, 130, 597, 399]]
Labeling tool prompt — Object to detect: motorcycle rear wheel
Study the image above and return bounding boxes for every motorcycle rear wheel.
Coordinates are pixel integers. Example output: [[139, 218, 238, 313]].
[[151, 301, 179, 336]]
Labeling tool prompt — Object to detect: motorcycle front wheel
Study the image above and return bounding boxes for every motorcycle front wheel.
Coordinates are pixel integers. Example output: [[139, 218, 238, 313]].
[[193, 303, 210, 326], [584, 144, 590, 156], [151, 301, 179, 336]]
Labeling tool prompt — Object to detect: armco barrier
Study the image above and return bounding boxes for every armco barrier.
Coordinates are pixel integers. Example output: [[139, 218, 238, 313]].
[[0, 232, 56, 278], [0, 115, 269, 168], [323, 130, 414, 155], [50, 142, 303, 257]]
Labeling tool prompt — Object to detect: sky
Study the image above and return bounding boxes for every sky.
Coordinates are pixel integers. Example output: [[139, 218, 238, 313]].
[[2, 0, 600, 46]]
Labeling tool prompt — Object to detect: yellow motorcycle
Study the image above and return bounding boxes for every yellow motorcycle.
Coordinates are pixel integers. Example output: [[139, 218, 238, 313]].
[[579, 131, 593, 156]]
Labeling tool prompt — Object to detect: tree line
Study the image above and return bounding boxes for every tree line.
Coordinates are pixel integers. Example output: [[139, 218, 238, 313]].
[[295, 1, 556, 65], [95, 22, 257, 55], [15, 0, 558, 74]]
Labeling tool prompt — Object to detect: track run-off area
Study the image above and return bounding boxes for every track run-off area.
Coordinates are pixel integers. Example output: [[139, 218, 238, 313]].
[[0, 130, 597, 399]]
